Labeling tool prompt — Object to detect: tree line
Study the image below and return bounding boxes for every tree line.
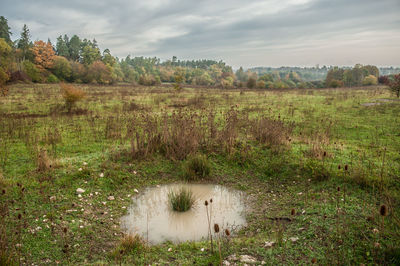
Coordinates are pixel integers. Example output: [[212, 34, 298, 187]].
[[0, 16, 398, 92]]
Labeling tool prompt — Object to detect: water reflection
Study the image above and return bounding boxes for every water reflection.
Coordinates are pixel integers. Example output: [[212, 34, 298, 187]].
[[121, 184, 246, 244]]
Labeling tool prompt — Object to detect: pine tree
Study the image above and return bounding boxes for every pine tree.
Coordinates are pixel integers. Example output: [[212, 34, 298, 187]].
[[0, 16, 12, 44], [17, 24, 31, 61]]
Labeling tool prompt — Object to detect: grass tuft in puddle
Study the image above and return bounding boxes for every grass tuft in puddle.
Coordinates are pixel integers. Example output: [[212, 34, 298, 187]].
[[168, 187, 195, 212]]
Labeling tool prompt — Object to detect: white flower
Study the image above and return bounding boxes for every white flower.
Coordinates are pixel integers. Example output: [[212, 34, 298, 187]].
[[99, 173, 104, 178], [134, 189, 139, 193], [78, 168, 82, 171], [83, 162, 88, 166]]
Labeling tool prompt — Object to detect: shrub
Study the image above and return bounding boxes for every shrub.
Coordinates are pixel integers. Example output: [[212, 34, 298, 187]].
[[47, 74, 59, 83], [9, 70, 31, 83], [182, 154, 211, 180], [60, 83, 85, 113], [86, 60, 113, 84], [246, 76, 257, 88], [22, 60, 41, 82], [52, 56, 71, 81], [328, 79, 344, 88], [386, 74, 400, 98], [256, 80, 266, 89], [362, 75, 378, 86], [168, 187, 195, 212]]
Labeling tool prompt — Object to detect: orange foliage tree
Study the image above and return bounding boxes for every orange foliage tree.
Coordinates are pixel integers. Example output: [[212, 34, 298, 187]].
[[31, 40, 56, 70]]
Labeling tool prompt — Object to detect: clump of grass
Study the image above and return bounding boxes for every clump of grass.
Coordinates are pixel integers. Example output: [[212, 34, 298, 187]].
[[37, 147, 51, 172], [182, 154, 211, 180], [168, 187, 195, 212], [119, 234, 146, 253]]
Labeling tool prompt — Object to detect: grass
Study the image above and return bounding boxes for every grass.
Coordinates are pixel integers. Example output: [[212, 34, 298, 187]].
[[0, 83, 399, 264], [168, 187, 195, 212]]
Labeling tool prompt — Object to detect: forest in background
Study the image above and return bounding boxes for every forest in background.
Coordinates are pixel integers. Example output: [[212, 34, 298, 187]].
[[1, 16, 399, 91]]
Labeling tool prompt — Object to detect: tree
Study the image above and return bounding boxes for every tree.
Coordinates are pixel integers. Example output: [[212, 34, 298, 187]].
[[81, 45, 101, 65], [70, 61, 86, 82], [17, 24, 32, 61], [0, 38, 12, 90], [31, 40, 56, 70], [56, 35, 70, 58], [386, 74, 400, 98], [69, 35, 81, 61], [102, 48, 116, 66], [86, 60, 112, 84], [0, 16, 12, 45]]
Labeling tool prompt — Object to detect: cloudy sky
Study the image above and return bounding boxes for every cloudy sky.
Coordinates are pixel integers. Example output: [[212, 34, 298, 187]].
[[1, 0, 400, 68]]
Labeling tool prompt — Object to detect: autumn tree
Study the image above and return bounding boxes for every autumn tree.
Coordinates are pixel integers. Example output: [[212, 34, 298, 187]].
[[86, 60, 112, 84], [32, 40, 56, 70], [0, 38, 12, 93]]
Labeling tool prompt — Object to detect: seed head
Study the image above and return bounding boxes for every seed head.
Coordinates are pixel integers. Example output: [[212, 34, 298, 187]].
[[214, 223, 220, 233], [204, 200, 208, 206], [291, 209, 296, 216], [18, 213, 22, 220], [323, 151, 327, 157], [225, 229, 231, 236], [210, 198, 213, 203], [344, 164, 348, 171], [380, 205, 388, 216], [338, 165, 341, 170], [311, 258, 317, 263], [337, 187, 340, 192], [63, 227, 68, 233]]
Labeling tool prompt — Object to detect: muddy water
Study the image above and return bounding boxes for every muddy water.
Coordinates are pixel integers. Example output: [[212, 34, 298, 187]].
[[121, 184, 246, 244]]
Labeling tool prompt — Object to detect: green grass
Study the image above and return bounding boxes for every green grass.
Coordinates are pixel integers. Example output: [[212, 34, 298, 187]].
[[168, 187, 195, 212], [0, 83, 399, 264]]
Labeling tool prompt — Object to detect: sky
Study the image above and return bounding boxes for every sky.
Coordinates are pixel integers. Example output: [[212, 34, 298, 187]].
[[1, 0, 400, 68]]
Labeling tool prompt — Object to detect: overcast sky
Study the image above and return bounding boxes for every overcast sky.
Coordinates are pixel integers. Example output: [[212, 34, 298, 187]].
[[1, 0, 400, 68]]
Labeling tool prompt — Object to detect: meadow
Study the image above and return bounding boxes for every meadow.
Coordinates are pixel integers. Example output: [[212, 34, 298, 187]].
[[0, 83, 399, 265]]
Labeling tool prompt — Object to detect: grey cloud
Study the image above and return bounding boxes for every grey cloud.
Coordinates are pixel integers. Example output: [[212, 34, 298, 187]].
[[1, 0, 399, 67]]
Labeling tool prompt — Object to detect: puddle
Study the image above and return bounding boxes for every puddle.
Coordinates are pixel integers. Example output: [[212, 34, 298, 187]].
[[121, 184, 246, 244], [361, 102, 381, 106]]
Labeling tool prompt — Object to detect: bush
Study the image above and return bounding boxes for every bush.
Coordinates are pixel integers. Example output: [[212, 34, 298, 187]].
[[362, 75, 378, 86], [168, 187, 195, 212], [328, 79, 344, 88], [47, 74, 59, 83], [22, 60, 41, 82], [256, 80, 266, 89], [60, 83, 85, 113], [246, 76, 257, 88], [182, 154, 211, 180]]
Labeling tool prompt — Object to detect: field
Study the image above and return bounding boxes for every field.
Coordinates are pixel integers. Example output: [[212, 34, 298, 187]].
[[1, 83, 400, 265]]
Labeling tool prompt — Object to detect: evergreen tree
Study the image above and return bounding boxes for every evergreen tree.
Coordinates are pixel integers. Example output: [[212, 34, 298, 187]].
[[17, 24, 33, 61], [0, 16, 12, 45], [56, 35, 70, 58], [69, 35, 81, 61]]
